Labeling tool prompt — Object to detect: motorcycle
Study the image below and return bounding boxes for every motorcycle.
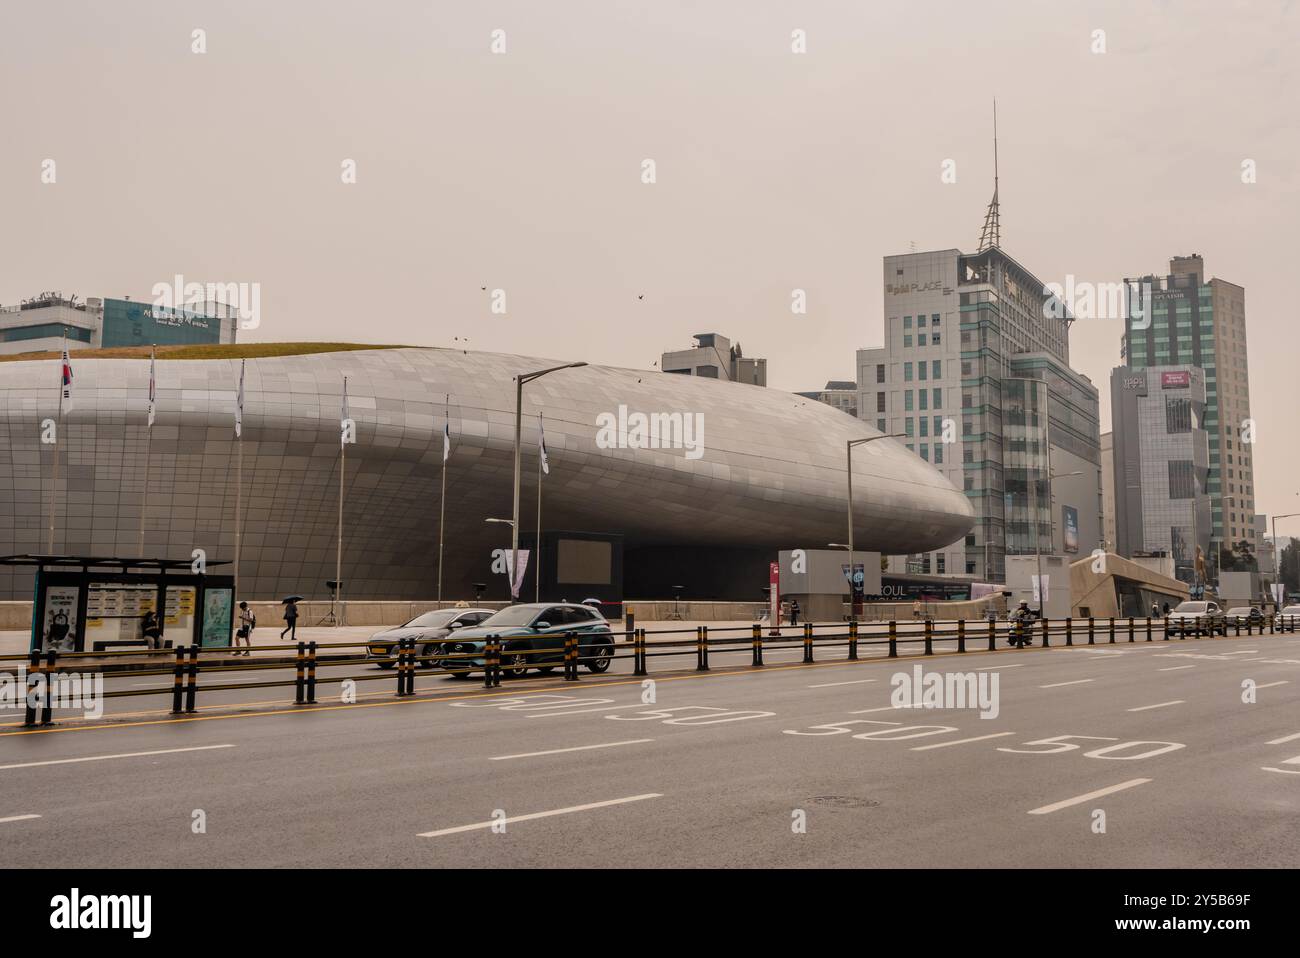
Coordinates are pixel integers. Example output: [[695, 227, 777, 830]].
[[1007, 613, 1036, 648]]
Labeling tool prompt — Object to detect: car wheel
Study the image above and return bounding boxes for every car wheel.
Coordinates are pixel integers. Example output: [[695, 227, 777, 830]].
[[586, 638, 614, 673], [535, 666, 556, 674], [376, 651, 396, 669], [501, 651, 530, 679], [419, 644, 436, 669]]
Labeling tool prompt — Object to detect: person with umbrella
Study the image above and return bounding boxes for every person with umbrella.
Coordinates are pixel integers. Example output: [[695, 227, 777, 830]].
[[280, 595, 303, 641]]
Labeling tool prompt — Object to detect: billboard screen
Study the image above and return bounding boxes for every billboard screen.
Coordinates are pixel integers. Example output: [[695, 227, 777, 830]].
[[1161, 371, 1191, 389], [1062, 505, 1080, 554]]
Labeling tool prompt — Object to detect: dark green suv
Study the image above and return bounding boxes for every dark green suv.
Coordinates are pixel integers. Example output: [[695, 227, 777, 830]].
[[434, 602, 615, 678]]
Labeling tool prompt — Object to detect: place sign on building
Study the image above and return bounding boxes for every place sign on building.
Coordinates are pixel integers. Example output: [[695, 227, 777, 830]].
[[886, 280, 943, 296]]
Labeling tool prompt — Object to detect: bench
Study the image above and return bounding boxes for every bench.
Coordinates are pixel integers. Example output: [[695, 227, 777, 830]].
[[92, 639, 173, 652]]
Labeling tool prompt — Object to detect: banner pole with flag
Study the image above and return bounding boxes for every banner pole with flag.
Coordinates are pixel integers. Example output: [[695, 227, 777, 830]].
[[437, 394, 449, 608], [536, 411, 549, 602], [139, 344, 156, 556], [234, 359, 245, 604], [48, 331, 72, 553], [337, 375, 350, 627]]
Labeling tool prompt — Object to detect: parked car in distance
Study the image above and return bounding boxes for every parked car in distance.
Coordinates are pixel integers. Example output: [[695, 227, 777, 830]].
[[366, 608, 495, 667], [1226, 606, 1265, 628], [1166, 600, 1227, 637], [434, 602, 615, 678]]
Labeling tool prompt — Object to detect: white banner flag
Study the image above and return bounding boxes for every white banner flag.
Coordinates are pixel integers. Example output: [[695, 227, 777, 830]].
[[234, 359, 245, 438], [443, 420, 451, 463], [146, 347, 156, 427], [505, 549, 530, 599], [1031, 574, 1049, 605], [538, 412, 549, 476], [340, 376, 352, 447]]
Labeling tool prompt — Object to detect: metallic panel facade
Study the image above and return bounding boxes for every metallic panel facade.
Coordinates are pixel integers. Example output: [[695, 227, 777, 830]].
[[0, 348, 973, 601]]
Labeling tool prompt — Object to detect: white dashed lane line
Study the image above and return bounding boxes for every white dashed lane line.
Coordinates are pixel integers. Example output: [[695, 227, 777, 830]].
[[417, 794, 663, 838], [1253, 681, 1289, 690], [489, 739, 654, 761], [807, 679, 876, 689], [1039, 679, 1094, 689], [0, 814, 41, 825], [1127, 700, 1185, 713], [1028, 779, 1153, 815], [0, 744, 236, 771], [1157, 665, 1196, 672], [1266, 732, 1300, 745]]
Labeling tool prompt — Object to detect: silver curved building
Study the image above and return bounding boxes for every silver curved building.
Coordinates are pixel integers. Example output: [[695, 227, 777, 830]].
[[0, 347, 973, 601]]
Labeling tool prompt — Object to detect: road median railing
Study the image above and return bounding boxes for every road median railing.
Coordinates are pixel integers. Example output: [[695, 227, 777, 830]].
[[4, 613, 1296, 728]]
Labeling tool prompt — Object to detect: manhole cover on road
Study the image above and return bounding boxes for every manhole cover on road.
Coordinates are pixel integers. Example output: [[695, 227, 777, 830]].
[[810, 796, 879, 808]]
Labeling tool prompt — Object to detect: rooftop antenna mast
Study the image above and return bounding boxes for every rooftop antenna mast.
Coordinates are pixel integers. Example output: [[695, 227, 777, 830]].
[[977, 98, 1000, 252]]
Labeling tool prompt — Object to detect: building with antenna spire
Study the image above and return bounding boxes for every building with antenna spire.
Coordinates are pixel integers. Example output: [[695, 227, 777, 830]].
[[856, 106, 1102, 584]]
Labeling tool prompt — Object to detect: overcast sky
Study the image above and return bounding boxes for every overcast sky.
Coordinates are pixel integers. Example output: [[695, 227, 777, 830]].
[[2, 0, 1297, 529]]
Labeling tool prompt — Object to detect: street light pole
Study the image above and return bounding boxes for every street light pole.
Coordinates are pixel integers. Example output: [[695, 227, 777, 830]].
[[1271, 511, 1299, 608], [510, 362, 587, 602], [846, 433, 905, 616]]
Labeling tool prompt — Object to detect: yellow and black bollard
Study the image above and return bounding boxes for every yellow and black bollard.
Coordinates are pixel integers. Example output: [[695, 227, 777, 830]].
[[803, 622, 813, 663], [306, 641, 318, 704], [987, 618, 996, 652], [698, 626, 711, 671], [849, 620, 859, 660], [956, 619, 965, 654], [1088, 616, 1095, 645], [170, 645, 185, 714], [1041, 617, 1050, 648], [889, 620, 898, 658], [1065, 617, 1073, 647], [751, 623, 764, 667], [923, 619, 933, 656], [184, 645, 199, 713], [295, 641, 306, 705]]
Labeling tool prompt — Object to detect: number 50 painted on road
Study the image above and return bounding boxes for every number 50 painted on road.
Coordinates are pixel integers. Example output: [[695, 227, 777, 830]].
[[998, 735, 1184, 760]]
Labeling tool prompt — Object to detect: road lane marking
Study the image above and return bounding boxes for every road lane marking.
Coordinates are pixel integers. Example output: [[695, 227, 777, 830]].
[[526, 704, 640, 719], [1266, 732, 1300, 745], [489, 739, 653, 760], [911, 732, 1014, 751], [849, 706, 900, 714], [1127, 700, 1185, 712], [0, 744, 235, 771], [1254, 681, 1289, 690], [1157, 665, 1196, 672], [807, 679, 876, 689], [417, 793, 663, 837], [0, 814, 41, 824], [1262, 755, 1300, 775], [976, 664, 1022, 671], [1028, 779, 1152, 815], [1040, 679, 1094, 688]]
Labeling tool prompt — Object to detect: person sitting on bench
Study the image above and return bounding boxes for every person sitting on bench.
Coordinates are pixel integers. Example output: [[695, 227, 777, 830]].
[[141, 610, 164, 650]]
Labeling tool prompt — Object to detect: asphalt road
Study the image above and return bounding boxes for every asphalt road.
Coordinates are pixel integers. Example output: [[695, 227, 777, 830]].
[[2, 627, 1298, 867]]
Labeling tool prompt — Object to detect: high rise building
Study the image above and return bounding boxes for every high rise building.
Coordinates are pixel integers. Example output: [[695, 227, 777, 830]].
[[857, 245, 1103, 581], [1121, 255, 1255, 570], [796, 380, 858, 417], [1109, 365, 1213, 585], [0, 293, 238, 355], [660, 333, 766, 385], [1100, 431, 1116, 552]]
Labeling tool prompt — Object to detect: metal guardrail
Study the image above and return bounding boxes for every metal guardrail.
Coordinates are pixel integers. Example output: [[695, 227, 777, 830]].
[[8, 613, 1298, 728]]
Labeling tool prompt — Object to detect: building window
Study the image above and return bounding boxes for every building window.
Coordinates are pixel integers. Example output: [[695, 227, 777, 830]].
[[905, 418, 915, 437], [918, 333, 927, 347], [920, 417, 929, 437], [920, 444, 930, 461], [1166, 398, 1192, 433], [933, 388, 941, 408], [904, 316, 912, 329], [905, 391, 914, 412], [932, 360, 942, 378], [918, 315, 927, 328], [876, 364, 885, 384], [904, 362, 913, 382], [904, 335, 913, 348], [937, 555, 946, 574], [934, 444, 943, 465], [1168, 460, 1196, 499], [932, 313, 941, 326], [877, 418, 886, 432], [932, 331, 941, 345], [919, 391, 929, 411], [919, 363, 928, 381]]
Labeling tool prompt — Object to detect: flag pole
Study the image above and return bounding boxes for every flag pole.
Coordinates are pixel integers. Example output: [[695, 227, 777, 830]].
[[536, 414, 543, 603], [437, 393, 448, 609], [48, 330, 67, 553], [139, 344, 155, 556], [336, 375, 346, 627], [234, 359, 244, 605]]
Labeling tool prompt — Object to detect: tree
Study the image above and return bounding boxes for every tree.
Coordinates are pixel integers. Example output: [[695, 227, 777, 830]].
[[1281, 540, 1300, 596], [1220, 539, 1258, 573]]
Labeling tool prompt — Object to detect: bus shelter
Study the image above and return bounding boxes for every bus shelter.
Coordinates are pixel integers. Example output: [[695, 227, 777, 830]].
[[0, 555, 235, 654]]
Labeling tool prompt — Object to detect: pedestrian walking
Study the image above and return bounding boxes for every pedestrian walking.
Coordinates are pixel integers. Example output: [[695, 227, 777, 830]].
[[235, 601, 255, 656], [281, 598, 299, 641], [913, 598, 922, 620]]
